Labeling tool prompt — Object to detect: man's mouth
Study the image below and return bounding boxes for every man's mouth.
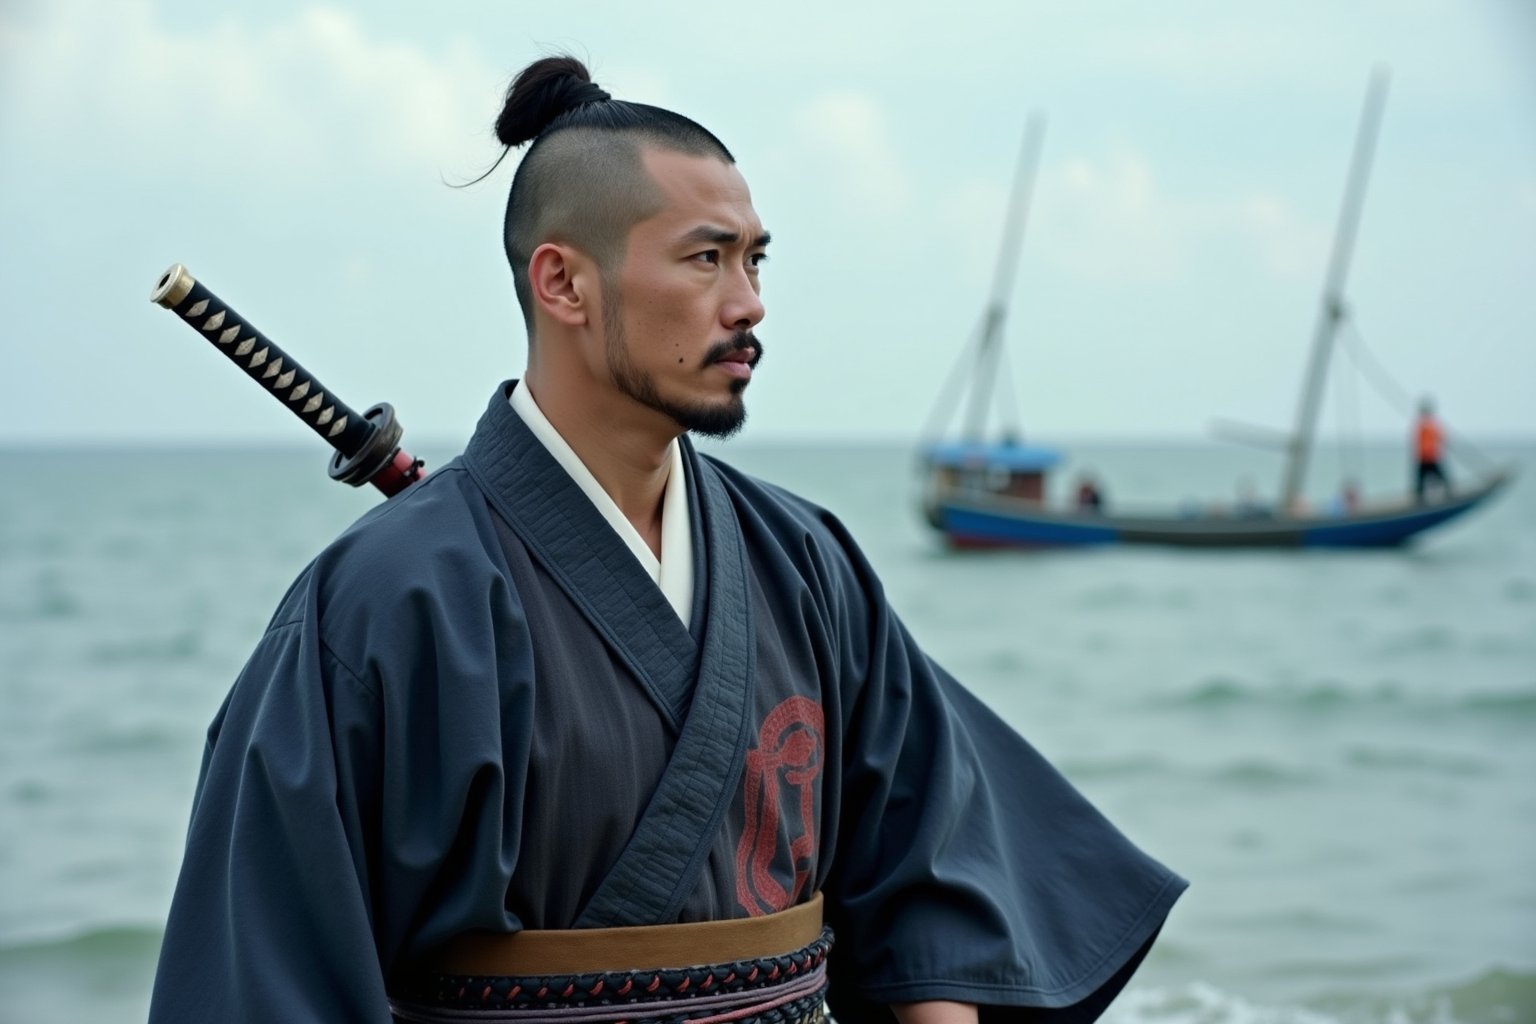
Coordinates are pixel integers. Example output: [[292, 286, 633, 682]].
[[705, 332, 763, 380], [713, 350, 754, 380]]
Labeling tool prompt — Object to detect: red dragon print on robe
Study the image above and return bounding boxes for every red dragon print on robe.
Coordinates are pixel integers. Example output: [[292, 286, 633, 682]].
[[735, 696, 825, 917]]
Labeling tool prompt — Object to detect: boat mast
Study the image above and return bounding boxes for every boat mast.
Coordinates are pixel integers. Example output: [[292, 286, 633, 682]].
[[964, 115, 1046, 441], [1279, 68, 1390, 511]]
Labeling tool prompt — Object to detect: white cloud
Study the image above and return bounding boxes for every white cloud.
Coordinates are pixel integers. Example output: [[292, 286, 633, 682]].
[[1229, 192, 1330, 277], [1096, 19, 1337, 85], [787, 92, 914, 217], [0, 1, 1530, 441], [1040, 151, 1183, 281], [0, 1, 504, 185], [930, 179, 1015, 279], [1027, 150, 1327, 284]]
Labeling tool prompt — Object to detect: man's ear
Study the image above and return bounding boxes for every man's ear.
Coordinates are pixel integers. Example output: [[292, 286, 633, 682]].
[[529, 243, 594, 327]]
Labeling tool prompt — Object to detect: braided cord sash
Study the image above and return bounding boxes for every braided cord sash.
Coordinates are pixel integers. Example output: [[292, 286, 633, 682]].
[[389, 928, 832, 1024]]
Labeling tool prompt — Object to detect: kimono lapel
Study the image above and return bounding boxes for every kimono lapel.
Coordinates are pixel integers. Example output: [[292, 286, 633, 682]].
[[464, 383, 757, 926], [463, 383, 699, 730], [573, 445, 756, 926]]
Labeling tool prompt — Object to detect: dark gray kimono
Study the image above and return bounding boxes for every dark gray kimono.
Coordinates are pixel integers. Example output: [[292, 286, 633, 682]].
[[148, 383, 1185, 1023]]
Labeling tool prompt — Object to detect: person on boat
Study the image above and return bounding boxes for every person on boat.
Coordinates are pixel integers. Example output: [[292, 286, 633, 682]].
[[1234, 478, 1272, 519], [147, 56, 1184, 1024], [1075, 473, 1105, 512], [1327, 477, 1362, 517], [1414, 397, 1452, 503], [1342, 477, 1361, 512]]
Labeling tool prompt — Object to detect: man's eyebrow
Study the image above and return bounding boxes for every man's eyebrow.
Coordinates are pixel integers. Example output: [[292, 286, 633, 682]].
[[679, 226, 772, 248]]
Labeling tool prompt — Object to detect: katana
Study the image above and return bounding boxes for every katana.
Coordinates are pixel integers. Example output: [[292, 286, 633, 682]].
[[150, 263, 424, 497]]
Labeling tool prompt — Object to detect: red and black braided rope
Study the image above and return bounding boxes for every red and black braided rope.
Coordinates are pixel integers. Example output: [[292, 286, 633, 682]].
[[395, 926, 833, 1014]]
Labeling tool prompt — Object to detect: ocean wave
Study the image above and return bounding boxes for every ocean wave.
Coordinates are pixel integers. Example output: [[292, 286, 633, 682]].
[[1343, 746, 1492, 777], [1152, 678, 1536, 719], [1311, 965, 1536, 1024], [1107, 982, 1348, 1024], [1106, 967, 1536, 1024], [981, 648, 1034, 674], [0, 923, 161, 960], [1062, 754, 1322, 790], [1207, 760, 1322, 788], [1058, 754, 1174, 780], [1072, 584, 1196, 611], [86, 631, 202, 665], [1265, 955, 1427, 980], [1457, 690, 1536, 716], [1501, 577, 1535, 604], [1468, 633, 1534, 658], [1390, 869, 1477, 896], [1378, 624, 1459, 656], [58, 720, 185, 754], [6, 778, 50, 804], [1207, 908, 1375, 934], [0, 589, 82, 622], [1155, 677, 1405, 711]]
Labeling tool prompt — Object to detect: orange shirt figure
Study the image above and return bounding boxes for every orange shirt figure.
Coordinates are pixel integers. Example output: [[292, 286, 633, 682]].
[[1413, 399, 1451, 502], [1416, 414, 1443, 465]]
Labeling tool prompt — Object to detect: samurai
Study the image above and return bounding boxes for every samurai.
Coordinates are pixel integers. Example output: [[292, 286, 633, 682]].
[[148, 54, 1186, 1024]]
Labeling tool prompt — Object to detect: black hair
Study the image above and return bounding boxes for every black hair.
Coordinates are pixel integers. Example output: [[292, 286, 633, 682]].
[[492, 56, 736, 331]]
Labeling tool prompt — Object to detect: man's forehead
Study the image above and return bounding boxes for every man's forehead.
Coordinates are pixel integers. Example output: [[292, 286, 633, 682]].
[[638, 147, 763, 237]]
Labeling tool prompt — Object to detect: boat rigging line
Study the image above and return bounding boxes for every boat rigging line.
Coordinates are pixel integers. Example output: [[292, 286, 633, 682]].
[[1335, 314, 1498, 474], [920, 115, 1044, 449]]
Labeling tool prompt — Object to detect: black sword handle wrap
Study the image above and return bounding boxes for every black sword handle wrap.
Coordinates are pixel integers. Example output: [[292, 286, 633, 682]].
[[150, 263, 374, 458]]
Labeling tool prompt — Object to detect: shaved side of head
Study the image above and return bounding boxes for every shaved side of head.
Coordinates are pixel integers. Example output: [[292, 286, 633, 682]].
[[491, 57, 735, 335]]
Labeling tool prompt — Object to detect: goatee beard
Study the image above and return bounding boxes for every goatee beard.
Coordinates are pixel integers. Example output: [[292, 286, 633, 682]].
[[606, 321, 764, 440]]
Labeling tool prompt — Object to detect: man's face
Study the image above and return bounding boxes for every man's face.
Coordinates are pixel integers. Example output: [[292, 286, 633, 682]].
[[601, 147, 768, 439]]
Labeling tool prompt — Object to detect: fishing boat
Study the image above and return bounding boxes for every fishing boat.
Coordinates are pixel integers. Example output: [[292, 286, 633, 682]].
[[919, 74, 1513, 550]]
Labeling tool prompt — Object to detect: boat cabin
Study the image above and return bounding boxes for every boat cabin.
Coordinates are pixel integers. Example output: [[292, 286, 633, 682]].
[[922, 441, 1062, 502]]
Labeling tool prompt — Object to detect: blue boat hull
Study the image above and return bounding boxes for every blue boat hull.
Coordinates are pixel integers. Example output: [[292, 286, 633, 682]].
[[929, 472, 1511, 549]]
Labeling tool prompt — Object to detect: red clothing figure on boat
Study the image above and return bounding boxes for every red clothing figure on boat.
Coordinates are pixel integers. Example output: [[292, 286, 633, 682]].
[[1414, 399, 1451, 503]]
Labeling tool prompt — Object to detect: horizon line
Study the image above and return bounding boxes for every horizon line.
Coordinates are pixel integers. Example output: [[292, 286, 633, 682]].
[[3, 431, 1535, 452]]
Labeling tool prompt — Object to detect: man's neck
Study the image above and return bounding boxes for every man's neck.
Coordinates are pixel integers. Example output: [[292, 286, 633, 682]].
[[519, 372, 674, 557]]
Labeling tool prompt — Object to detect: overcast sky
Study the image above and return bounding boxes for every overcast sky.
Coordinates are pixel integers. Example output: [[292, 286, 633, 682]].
[[2, 0, 1533, 447]]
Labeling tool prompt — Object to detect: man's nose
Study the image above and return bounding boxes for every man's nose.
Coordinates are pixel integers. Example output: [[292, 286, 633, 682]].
[[722, 266, 766, 330]]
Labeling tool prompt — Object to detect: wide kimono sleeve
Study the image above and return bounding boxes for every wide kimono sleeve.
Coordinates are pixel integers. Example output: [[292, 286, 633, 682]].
[[147, 570, 392, 1023], [816, 517, 1186, 1024], [148, 466, 538, 1022]]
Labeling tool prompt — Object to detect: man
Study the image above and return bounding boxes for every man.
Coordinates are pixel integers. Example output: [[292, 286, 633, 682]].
[[149, 56, 1184, 1023], [1414, 398, 1451, 502]]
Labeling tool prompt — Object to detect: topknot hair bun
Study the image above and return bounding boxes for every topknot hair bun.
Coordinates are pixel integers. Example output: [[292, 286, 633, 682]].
[[494, 55, 612, 148]]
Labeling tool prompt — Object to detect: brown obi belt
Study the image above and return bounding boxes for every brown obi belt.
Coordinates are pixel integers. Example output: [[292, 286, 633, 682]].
[[391, 894, 830, 1024]]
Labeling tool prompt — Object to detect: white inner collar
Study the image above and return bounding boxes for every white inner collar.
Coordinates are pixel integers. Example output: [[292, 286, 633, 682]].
[[509, 383, 694, 629]]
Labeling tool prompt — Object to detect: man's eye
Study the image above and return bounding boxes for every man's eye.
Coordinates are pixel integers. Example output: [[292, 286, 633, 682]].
[[692, 251, 720, 265], [748, 253, 769, 269]]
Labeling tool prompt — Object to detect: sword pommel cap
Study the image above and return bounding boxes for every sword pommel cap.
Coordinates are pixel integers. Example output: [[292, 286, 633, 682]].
[[150, 263, 196, 308]]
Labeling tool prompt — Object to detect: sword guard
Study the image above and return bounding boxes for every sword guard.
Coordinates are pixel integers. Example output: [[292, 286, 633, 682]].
[[328, 402, 405, 488]]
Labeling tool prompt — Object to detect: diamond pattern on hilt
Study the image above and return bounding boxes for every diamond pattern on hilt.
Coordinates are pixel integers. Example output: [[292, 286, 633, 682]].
[[187, 300, 209, 317], [218, 326, 241, 345], [201, 311, 226, 332], [303, 394, 323, 414], [316, 406, 335, 426], [234, 338, 254, 357], [275, 369, 295, 389], [328, 417, 347, 437], [289, 381, 310, 402], [262, 357, 284, 380], [248, 347, 269, 369]]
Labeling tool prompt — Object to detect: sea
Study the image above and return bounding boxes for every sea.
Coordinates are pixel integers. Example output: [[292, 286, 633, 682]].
[[1, 437, 1532, 1024]]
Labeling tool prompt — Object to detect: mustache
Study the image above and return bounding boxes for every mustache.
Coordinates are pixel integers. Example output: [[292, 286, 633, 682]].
[[703, 330, 763, 369]]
